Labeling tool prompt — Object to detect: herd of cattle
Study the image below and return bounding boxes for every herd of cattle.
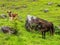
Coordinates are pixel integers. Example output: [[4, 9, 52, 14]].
[[0, 11, 55, 39]]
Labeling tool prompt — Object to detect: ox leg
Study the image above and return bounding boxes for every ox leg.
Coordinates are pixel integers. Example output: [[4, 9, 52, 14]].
[[31, 25, 35, 32], [26, 23, 32, 32], [25, 21, 30, 31], [9, 17, 13, 21], [50, 29, 53, 36], [42, 32, 46, 39]]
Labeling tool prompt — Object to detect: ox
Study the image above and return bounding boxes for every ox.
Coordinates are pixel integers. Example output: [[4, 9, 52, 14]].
[[25, 15, 54, 39], [36, 18, 54, 39], [7, 11, 18, 21]]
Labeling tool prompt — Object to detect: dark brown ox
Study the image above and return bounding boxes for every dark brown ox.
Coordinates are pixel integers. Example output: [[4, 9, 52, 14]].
[[25, 15, 54, 39], [36, 18, 54, 39]]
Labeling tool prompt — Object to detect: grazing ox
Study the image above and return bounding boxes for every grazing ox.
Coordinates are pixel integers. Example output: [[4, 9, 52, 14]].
[[1, 26, 17, 35], [7, 11, 18, 21], [36, 18, 54, 39], [25, 15, 54, 38]]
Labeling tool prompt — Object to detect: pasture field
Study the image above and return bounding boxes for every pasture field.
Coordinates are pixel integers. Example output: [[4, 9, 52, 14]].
[[0, 0, 60, 45]]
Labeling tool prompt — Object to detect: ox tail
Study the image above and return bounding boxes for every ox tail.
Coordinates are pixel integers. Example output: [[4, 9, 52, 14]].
[[50, 23, 55, 35]]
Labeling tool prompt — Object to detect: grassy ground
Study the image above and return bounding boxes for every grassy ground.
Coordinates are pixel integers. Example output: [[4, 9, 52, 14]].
[[0, 0, 60, 45]]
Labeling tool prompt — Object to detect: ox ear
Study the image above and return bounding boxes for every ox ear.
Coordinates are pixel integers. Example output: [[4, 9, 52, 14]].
[[7, 11, 11, 13]]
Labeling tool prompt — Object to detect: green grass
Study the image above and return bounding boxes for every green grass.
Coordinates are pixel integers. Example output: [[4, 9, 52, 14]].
[[0, 0, 60, 45]]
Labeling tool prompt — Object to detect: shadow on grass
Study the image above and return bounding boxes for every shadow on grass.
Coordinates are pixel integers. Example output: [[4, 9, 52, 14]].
[[55, 26, 60, 35]]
